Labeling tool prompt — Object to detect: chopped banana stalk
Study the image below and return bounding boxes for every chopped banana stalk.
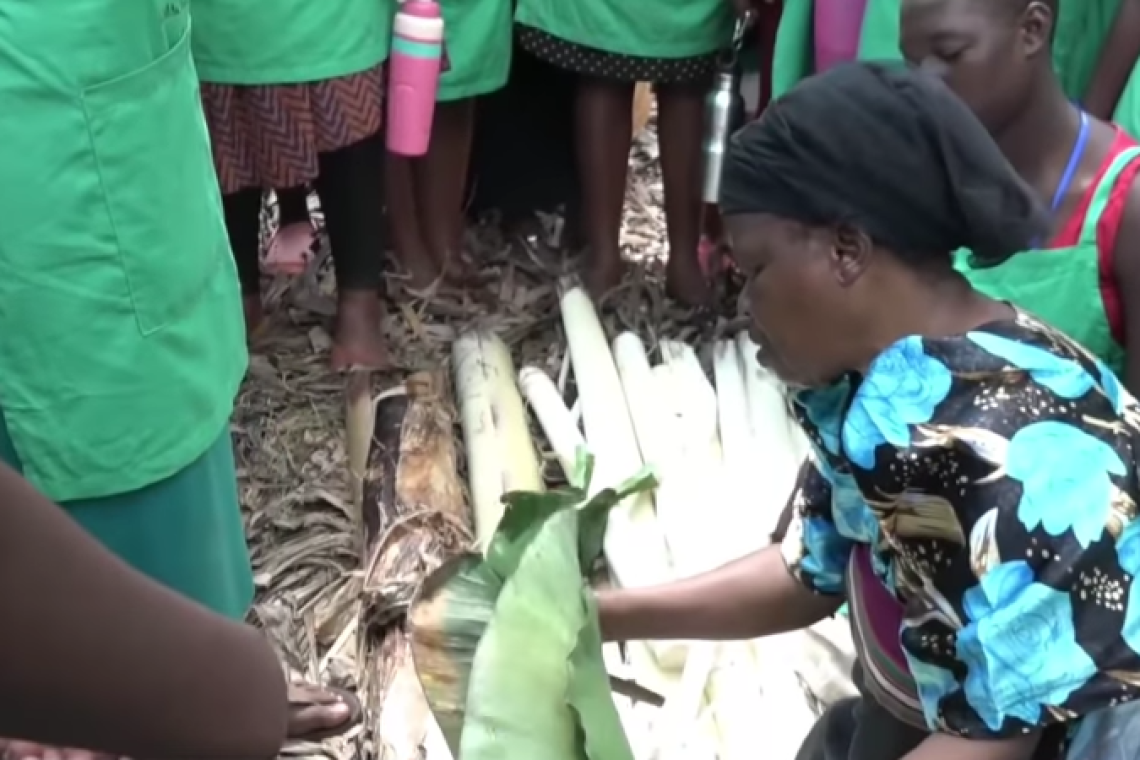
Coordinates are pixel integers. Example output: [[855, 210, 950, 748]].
[[453, 330, 544, 546], [518, 366, 585, 482], [613, 332, 670, 470]]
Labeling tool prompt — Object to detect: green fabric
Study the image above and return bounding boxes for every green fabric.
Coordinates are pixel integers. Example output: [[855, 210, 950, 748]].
[[514, 0, 732, 59], [771, 0, 902, 99], [956, 148, 1139, 377], [191, 0, 392, 84], [1114, 60, 1140, 137], [0, 0, 248, 502], [0, 416, 253, 619], [1053, 0, 1121, 102], [439, 0, 513, 100]]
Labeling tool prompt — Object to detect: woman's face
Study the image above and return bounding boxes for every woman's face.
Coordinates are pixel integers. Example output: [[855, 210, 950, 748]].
[[899, 0, 1044, 134], [726, 214, 867, 389]]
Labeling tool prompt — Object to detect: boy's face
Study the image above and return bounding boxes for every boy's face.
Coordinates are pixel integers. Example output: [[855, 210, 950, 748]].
[[899, 0, 1052, 134]]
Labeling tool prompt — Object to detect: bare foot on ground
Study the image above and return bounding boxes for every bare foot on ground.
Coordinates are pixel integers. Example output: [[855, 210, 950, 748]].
[[665, 251, 711, 307], [330, 290, 391, 371], [582, 253, 626, 301], [242, 294, 266, 342]]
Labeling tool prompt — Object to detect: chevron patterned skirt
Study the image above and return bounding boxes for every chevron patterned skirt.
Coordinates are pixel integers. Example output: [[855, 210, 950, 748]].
[[200, 63, 386, 194]]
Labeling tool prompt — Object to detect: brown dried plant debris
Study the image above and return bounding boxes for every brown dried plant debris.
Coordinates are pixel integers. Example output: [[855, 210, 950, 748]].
[[237, 117, 745, 759]]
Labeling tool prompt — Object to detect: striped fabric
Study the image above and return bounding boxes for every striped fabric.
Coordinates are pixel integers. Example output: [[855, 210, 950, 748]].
[[200, 63, 386, 194], [845, 544, 927, 731]]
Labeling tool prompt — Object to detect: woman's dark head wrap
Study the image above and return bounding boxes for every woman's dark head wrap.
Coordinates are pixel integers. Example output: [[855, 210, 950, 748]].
[[719, 62, 1048, 267]]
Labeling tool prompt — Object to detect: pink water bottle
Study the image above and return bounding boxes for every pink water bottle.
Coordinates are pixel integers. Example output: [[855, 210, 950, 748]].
[[387, 0, 444, 156], [813, 0, 868, 74]]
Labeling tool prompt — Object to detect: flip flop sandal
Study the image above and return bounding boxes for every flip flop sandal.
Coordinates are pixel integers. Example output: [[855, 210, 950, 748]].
[[263, 222, 316, 276], [287, 685, 363, 744]]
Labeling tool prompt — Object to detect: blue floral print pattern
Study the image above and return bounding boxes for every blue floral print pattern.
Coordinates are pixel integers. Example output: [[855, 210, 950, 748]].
[[966, 331, 1095, 399], [957, 562, 1096, 730], [842, 336, 952, 469], [1006, 421, 1124, 548], [1096, 358, 1127, 414], [781, 312, 1140, 747], [1116, 523, 1140, 656]]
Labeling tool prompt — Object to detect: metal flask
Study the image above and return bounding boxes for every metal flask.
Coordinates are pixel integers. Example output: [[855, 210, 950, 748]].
[[701, 15, 750, 204]]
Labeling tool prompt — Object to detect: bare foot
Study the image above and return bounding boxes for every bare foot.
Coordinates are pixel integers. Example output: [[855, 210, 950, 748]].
[[438, 250, 483, 289], [286, 683, 361, 743], [264, 222, 315, 276], [666, 251, 711, 307], [242, 294, 265, 341], [0, 740, 120, 760], [394, 239, 442, 291], [330, 290, 391, 371], [582, 254, 626, 301], [403, 255, 442, 291]]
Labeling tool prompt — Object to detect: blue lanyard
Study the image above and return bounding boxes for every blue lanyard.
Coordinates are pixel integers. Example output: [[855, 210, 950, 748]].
[[1050, 110, 1090, 214], [1030, 110, 1089, 248]]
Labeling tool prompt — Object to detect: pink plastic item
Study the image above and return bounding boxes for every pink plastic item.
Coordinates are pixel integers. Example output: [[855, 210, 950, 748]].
[[813, 0, 868, 74], [387, 0, 444, 156]]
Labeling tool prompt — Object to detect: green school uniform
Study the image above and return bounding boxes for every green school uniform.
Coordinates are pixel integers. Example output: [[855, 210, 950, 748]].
[[515, 0, 733, 59], [1053, 0, 1122, 103], [0, 0, 252, 616], [956, 148, 1139, 377], [191, 0, 393, 84], [438, 0, 513, 100], [771, 0, 902, 99]]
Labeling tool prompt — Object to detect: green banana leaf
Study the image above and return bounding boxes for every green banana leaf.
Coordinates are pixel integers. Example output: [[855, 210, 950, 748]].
[[408, 450, 655, 760]]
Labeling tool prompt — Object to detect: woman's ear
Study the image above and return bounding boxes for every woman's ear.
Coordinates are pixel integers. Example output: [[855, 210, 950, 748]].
[[830, 224, 873, 287]]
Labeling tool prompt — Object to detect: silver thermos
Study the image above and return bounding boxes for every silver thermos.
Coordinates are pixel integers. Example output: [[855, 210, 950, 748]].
[[702, 15, 751, 204]]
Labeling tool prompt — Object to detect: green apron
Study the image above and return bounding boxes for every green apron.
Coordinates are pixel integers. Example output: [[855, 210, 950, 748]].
[[0, 0, 252, 616], [955, 148, 1137, 376], [514, 0, 732, 59], [771, 0, 902, 99], [0, 1, 247, 500], [1113, 63, 1140, 138], [191, 0, 392, 84], [1053, 0, 1122, 103], [438, 0, 513, 100]]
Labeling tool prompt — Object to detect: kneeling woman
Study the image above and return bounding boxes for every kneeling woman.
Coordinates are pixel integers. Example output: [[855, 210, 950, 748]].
[[600, 63, 1140, 760], [900, 0, 1140, 393], [193, 0, 392, 369]]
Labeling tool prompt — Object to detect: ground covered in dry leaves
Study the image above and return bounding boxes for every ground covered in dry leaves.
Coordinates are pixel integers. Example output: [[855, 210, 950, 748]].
[[235, 123, 742, 759]]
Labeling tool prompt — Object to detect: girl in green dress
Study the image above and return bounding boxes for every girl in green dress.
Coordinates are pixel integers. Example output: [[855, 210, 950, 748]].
[[1074, 1, 1140, 136], [770, 0, 902, 99], [387, 0, 513, 288], [0, 1, 358, 756], [194, 0, 393, 369], [900, 0, 1140, 392], [514, 0, 735, 304]]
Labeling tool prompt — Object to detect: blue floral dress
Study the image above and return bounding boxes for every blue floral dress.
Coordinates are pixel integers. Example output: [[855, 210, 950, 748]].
[[782, 309, 1140, 756]]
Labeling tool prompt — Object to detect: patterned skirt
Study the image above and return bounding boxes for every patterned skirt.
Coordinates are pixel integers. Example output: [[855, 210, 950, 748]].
[[200, 63, 386, 195], [516, 25, 718, 85]]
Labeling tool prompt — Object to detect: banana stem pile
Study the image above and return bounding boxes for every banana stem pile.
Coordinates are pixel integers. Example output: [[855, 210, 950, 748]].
[[431, 283, 846, 759]]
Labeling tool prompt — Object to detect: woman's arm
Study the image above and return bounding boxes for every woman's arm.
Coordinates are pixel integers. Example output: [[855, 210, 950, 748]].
[[902, 733, 1038, 760], [598, 457, 846, 641], [1084, 0, 1140, 120], [1111, 180, 1140, 394], [598, 544, 842, 641], [0, 463, 288, 759]]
